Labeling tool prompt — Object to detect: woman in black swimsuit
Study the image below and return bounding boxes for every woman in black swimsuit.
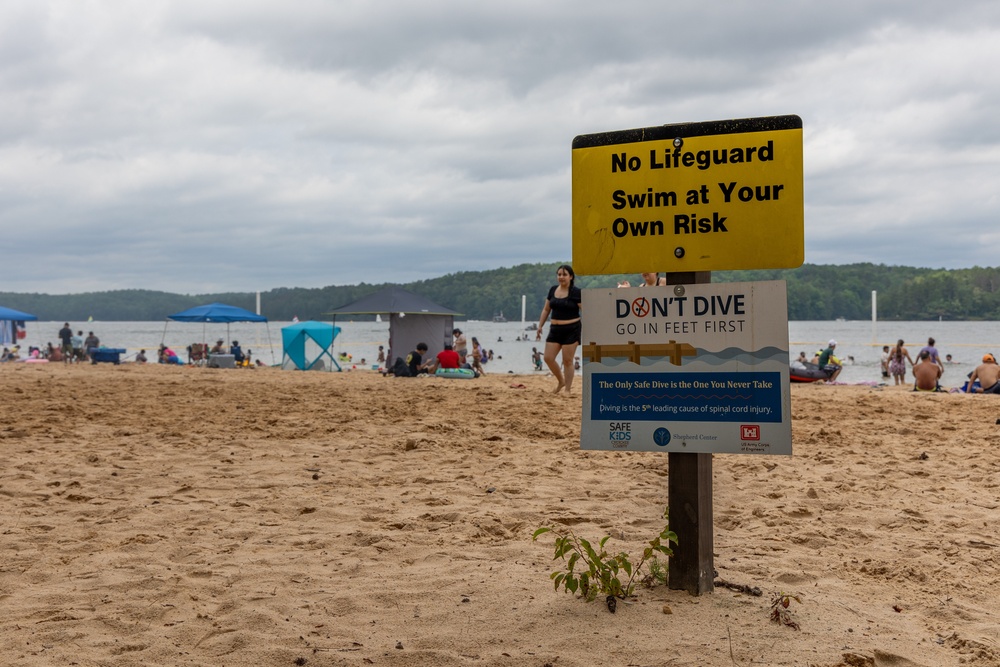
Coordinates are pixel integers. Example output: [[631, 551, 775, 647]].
[[536, 264, 582, 393]]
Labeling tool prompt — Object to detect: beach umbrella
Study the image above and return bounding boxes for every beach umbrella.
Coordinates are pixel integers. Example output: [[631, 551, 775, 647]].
[[0, 305, 37, 346], [163, 303, 273, 364], [0, 306, 38, 321], [167, 302, 268, 323]]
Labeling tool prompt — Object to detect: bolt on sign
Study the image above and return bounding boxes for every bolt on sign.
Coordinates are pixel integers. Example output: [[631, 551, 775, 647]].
[[572, 115, 803, 274], [581, 281, 792, 455]]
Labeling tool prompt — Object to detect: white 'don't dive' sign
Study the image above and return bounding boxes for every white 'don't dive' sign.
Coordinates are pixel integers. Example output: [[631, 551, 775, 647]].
[[581, 280, 791, 455]]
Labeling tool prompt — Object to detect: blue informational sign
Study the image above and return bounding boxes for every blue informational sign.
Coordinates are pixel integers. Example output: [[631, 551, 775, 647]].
[[590, 372, 782, 422], [581, 281, 792, 455]]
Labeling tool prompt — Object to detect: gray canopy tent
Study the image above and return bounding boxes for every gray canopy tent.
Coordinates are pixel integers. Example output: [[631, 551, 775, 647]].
[[327, 287, 462, 368]]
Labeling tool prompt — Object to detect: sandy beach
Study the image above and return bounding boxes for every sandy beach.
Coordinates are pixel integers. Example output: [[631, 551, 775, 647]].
[[2, 362, 1000, 666]]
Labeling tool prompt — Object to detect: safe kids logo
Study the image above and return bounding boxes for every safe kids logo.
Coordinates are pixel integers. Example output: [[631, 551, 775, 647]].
[[609, 422, 631, 442], [740, 425, 760, 440]]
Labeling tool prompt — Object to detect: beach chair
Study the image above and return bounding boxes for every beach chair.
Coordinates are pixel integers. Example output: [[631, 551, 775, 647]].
[[189, 343, 209, 365]]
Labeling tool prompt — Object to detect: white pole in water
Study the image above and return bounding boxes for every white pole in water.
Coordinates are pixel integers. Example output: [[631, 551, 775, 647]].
[[256, 291, 261, 315], [871, 290, 877, 345], [521, 295, 526, 323]]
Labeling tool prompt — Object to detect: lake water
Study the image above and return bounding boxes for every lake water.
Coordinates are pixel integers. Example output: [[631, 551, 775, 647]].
[[23, 319, 999, 385]]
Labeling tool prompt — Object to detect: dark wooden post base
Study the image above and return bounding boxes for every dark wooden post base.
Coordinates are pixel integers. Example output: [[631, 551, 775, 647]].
[[663, 271, 714, 595]]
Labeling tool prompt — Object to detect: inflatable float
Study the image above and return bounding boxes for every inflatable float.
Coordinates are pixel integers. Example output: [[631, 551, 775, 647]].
[[789, 361, 829, 383], [435, 367, 477, 380]]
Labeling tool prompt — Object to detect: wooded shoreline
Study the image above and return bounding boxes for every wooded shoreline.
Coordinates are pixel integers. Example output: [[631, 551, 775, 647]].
[[3, 261, 999, 322]]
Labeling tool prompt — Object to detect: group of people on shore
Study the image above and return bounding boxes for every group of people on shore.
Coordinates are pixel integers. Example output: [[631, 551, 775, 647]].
[[878, 337, 1000, 393], [881, 338, 945, 390], [46, 322, 253, 367], [48, 323, 103, 363], [379, 263, 583, 390], [389, 327, 495, 378]]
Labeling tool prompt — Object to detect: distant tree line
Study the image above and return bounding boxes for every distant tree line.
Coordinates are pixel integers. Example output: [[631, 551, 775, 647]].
[[4, 262, 1000, 322]]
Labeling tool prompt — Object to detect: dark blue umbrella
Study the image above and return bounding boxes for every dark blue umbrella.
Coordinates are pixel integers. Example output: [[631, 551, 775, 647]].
[[0, 306, 38, 321], [0, 306, 36, 346], [167, 302, 267, 323], [163, 303, 272, 364]]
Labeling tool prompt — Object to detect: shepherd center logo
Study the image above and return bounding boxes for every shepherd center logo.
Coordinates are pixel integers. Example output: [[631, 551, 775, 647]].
[[741, 425, 760, 440]]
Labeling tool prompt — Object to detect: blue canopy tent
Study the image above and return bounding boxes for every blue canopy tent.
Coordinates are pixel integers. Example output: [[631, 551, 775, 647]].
[[0, 306, 37, 346], [163, 302, 274, 364], [281, 321, 342, 371], [167, 302, 268, 323]]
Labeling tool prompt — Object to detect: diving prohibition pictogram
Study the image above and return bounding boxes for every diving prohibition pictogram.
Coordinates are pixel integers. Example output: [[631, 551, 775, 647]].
[[631, 297, 650, 317]]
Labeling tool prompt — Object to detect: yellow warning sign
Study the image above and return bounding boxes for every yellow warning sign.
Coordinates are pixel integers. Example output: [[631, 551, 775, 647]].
[[572, 115, 804, 274]]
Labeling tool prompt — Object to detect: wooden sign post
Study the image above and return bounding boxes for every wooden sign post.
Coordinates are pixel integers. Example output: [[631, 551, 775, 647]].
[[664, 271, 713, 594]]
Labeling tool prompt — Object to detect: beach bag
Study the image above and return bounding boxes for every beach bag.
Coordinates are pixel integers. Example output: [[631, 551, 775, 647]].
[[390, 356, 411, 377]]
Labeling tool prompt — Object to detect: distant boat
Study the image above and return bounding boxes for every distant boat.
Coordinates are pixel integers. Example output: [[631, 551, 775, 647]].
[[493, 311, 507, 323], [376, 314, 382, 323]]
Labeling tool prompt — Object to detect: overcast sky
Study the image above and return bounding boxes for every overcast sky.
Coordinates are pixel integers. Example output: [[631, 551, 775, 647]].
[[3, 1, 999, 295]]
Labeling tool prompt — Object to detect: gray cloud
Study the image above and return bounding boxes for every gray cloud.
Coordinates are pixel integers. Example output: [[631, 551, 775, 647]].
[[2, 0, 999, 293]]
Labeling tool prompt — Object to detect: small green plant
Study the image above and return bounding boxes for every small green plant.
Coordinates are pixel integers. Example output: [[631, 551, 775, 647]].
[[641, 556, 668, 588], [532, 508, 677, 611], [769, 592, 801, 630]]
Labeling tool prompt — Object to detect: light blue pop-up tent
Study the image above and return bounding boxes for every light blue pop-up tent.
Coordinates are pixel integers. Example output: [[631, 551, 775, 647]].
[[281, 321, 342, 371], [0, 305, 37, 346]]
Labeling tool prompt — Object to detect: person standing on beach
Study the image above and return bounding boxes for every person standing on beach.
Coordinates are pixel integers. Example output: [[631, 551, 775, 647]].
[[470, 337, 486, 375], [536, 264, 582, 393], [72, 330, 85, 362], [880, 345, 890, 380], [453, 329, 468, 364], [58, 323, 73, 363], [888, 339, 913, 386], [919, 337, 945, 375], [84, 331, 100, 355]]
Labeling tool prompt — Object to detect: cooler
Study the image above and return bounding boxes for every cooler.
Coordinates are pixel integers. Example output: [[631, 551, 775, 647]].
[[209, 354, 236, 369], [89, 348, 127, 364]]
